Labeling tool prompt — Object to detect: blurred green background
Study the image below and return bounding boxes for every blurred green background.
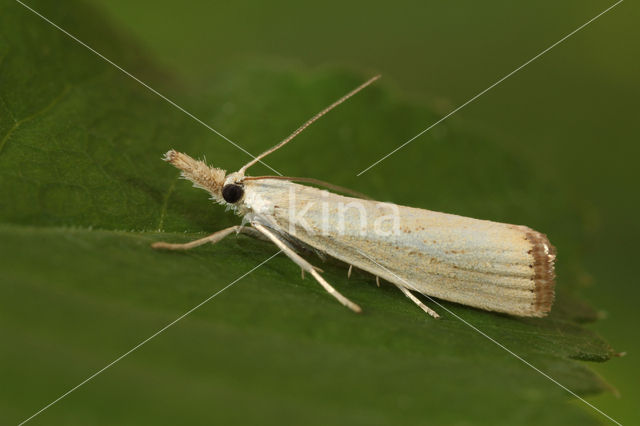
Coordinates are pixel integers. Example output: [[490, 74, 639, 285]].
[[81, 0, 640, 422], [2, 0, 638, 424]]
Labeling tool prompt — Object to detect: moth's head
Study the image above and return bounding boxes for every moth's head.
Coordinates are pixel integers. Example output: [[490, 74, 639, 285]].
[[220, 171, 246, 205], [163, 150, 245, 205]]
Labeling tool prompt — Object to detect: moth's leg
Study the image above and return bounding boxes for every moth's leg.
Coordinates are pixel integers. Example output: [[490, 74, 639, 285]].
[[302, 265, 324, 279], [253, 223, 362, 313], [376, 276, 381, 287], [238, 226, 271, 241], [151, 225, 261, 251], [394, 284, 440, 319], [347, 264, 353, 279]]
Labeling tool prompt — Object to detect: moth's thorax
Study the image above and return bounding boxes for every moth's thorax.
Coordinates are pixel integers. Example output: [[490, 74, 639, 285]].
[[238, 181, 276, 218]]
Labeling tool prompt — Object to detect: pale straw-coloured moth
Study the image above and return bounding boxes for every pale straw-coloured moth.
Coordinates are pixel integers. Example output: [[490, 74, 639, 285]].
[[152, 76, 556, 319]]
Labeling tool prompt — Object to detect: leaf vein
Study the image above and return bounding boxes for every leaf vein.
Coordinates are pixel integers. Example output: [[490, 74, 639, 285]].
[[157, 179, 176, 231], [0, 83, 71, 155]]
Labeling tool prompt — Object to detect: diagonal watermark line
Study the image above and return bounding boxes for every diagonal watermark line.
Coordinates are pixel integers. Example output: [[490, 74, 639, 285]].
[[18, 250, 282, 426], [356, 0, 624, 176], [354, 248, 622, 426], [15, 0, 282, 176]]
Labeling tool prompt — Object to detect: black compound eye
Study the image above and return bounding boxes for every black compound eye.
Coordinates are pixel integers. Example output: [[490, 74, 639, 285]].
[[222, 184, 244, 203]]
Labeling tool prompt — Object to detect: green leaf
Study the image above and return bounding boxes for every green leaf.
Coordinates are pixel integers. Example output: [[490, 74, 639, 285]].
[[1, 1, 615, 425]]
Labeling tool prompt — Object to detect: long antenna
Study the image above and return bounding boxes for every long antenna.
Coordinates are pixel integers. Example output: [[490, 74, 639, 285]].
[[238, 75, 381, 175]]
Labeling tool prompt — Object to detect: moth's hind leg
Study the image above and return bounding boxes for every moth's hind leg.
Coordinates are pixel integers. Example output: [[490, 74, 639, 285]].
[[394, 284, 440, 319], [252, 223, 362, 313], [151, 225, 264, 251]]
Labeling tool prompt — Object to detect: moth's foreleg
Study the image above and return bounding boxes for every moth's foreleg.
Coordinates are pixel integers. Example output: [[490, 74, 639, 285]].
[[394, 284, 440, 319], [151, 225, 261, 251], [252, 223, 362, 313]]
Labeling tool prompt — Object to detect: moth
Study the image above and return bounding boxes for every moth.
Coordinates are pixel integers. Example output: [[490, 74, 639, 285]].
[[152, 76, 556, 318]]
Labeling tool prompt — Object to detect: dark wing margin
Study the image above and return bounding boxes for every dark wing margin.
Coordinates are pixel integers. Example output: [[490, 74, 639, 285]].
[[526, 230, 557, 315]]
